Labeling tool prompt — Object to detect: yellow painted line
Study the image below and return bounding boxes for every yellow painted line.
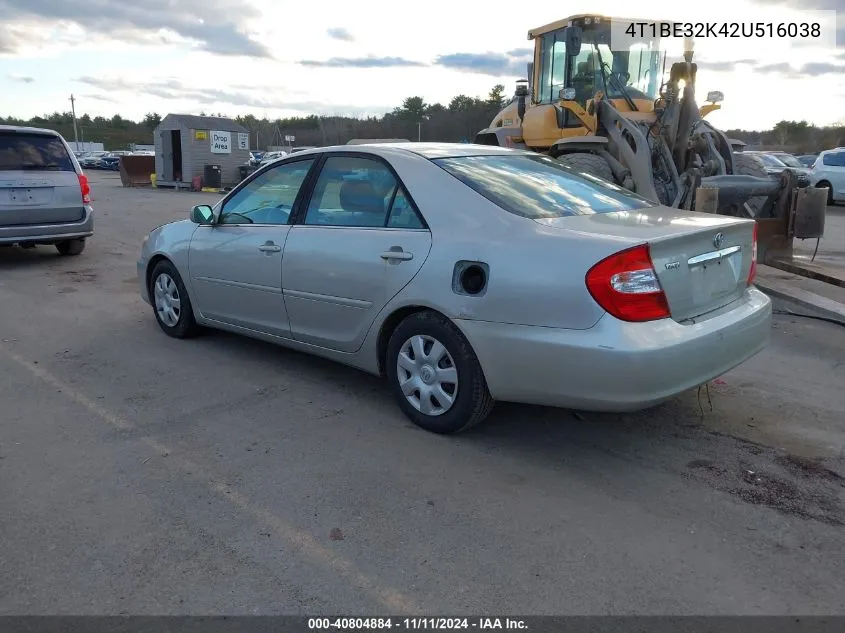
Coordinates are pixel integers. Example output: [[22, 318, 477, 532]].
[[3, 348, 421, 613]]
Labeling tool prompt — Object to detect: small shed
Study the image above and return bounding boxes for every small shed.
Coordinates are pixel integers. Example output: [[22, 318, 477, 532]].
[[153, 114, 250, 189]]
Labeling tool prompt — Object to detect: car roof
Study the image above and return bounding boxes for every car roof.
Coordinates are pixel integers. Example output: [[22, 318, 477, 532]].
[[289, 142, 529, 161], [0, 124, 62, 136]]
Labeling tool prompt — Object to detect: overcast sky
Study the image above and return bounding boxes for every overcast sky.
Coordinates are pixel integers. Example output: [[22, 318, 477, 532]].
[[1, 0, 843, 131]]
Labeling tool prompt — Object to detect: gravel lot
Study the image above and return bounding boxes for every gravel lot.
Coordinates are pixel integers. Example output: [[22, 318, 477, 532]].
[[1, 172, 844, 615]]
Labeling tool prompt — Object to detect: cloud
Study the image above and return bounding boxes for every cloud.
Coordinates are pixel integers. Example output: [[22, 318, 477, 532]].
[[749, 0, 844, 45], [73, 76, 389, 115], [434, 51, 531, 77], [695, 59, 757, 72], [755, 61, 845, 76], [0, 0, 270, 58], [0, 27, 26, 53], [326, 27, 354, 42], [7, 73, 34, 83], [81, 93, 117, 103], [506, 48, 533, 57], [298, 56, 426, 68]]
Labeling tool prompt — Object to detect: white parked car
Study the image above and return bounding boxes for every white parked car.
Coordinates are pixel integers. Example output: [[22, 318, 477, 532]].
[[808, 148, 845, 205], [259, 151, 288, 165]]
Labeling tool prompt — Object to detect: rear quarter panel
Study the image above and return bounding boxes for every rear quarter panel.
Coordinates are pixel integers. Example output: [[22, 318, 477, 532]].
[[383, 152, 633, 330]]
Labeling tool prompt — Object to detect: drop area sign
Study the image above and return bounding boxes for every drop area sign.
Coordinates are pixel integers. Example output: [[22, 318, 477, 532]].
[[210, 131, 231, 154]]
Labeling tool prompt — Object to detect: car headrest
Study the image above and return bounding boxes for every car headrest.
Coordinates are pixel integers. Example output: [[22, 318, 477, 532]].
[[339, 179, 383, 214]]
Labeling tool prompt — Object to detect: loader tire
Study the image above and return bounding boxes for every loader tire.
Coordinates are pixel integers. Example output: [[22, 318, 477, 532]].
[[731, 152, 771, 218], [556, 153, 615, 184]]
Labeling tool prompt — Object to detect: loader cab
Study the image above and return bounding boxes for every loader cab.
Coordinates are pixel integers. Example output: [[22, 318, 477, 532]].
[[522, 14, 668, 149]]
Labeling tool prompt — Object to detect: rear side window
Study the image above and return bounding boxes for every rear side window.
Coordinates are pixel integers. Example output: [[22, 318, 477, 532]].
[[0, 132, 75, 171], [434, 154, 655, 218], [822, 152, 845, 167]]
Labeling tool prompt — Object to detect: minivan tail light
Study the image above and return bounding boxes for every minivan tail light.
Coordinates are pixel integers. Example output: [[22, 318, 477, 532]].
[[585, 244, 671, 322], [747, 222, 758, 284], [79, 173, 91, 204]]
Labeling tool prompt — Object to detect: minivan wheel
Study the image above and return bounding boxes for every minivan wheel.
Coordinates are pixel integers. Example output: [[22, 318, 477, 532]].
[[149, 260, 201, 338], [386, 310, 494, 434], [817, 181, 834, 206], [55, 238, 86, 256]]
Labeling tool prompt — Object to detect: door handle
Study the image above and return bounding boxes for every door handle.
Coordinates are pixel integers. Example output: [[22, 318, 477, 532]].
[[380, 250, 413, 261], [258, 242, 281, 253]]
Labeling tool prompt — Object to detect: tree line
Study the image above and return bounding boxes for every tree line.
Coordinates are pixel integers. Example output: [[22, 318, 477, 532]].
[[2, 85, 843, 152]]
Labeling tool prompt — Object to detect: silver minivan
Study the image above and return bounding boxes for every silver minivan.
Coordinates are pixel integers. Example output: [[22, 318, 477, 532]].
[[0, 125, 94, 255]]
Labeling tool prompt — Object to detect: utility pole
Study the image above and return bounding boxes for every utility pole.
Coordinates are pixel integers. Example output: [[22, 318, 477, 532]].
[[69, 94, 80, 149]]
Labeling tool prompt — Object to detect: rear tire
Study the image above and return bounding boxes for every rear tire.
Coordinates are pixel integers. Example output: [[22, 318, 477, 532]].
[[731, 153, 771, 218], [556, 152, 615, 183], [386, 311, 494, 435], [149, 260, 201, 339], [55, 238, 86, 256]]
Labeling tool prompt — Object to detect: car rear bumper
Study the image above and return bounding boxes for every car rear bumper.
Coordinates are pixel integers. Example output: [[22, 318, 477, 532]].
[[454, 287, 772, 412], [0, 206, 93, 245]]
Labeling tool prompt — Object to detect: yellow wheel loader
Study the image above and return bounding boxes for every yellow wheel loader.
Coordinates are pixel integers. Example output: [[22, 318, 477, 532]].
[[475, 15, 826, 261]]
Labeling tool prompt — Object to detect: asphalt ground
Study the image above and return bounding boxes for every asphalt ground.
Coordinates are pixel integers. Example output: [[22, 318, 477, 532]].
[[1, 172, 843, 615]]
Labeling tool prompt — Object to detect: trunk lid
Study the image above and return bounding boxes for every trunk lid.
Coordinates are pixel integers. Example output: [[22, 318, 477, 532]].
[[0, 130, 85, 226], [535, 206, 756, 322]]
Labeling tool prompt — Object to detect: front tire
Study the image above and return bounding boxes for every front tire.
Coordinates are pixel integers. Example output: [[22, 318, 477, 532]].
[[386, 311, 494, 434], [56, 238, 85, 256], [556, 152, 615, 183], [149, 260, 201, 338], [731, 153, 771, 217]]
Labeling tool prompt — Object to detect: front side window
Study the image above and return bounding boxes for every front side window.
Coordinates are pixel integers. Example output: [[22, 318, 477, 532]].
[[304, 156, 422, 228], [0, 132, 75, 171], [537, 31, 567, 104], [434, 154, 655, 219], [219, 158, 315, 225]]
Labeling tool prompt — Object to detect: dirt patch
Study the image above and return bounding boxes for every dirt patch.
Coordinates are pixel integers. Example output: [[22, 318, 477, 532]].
[[62, 270, 98, 283], [775, 453, 845, 482], [686, 440, 845, 527]]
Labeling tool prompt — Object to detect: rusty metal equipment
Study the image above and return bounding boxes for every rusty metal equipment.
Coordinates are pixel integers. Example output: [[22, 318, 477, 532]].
[[120, 155, 155, 187]]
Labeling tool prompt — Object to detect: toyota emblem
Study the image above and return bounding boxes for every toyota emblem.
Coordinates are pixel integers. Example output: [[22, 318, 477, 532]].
[[713, 232, 724, 248]]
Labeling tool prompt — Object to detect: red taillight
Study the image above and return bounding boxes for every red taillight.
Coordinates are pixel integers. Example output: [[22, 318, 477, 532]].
[[585, 244, 671, 322], [78, 173, 91, 204], [747, 222, 758, 284]]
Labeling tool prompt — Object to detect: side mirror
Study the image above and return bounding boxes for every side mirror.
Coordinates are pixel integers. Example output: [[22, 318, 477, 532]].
[[565, 26, 583, 57], [560, 87, 577, 101], [191, 204, 215, 225]]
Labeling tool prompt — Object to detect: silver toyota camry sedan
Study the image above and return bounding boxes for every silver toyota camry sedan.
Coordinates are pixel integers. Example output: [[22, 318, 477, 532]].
[[138, 143, 772, 434]]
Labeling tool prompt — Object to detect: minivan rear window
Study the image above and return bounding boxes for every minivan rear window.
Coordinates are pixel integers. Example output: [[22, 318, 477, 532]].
[[0, 132, 75, 171], [822, 152, 845, 167], [433, 154, 655, 219]]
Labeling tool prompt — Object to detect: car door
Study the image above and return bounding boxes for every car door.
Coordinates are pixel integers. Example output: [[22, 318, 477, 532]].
[[281, 153, 432, 353], [822, 151, 845, 201], [188, 157, 317, 337]]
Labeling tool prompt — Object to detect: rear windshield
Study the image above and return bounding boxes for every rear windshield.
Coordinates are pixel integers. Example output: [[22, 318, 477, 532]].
[[0, 132, 75, 171], [433, 154, 655, 218], [755, 153, 786, 168]]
